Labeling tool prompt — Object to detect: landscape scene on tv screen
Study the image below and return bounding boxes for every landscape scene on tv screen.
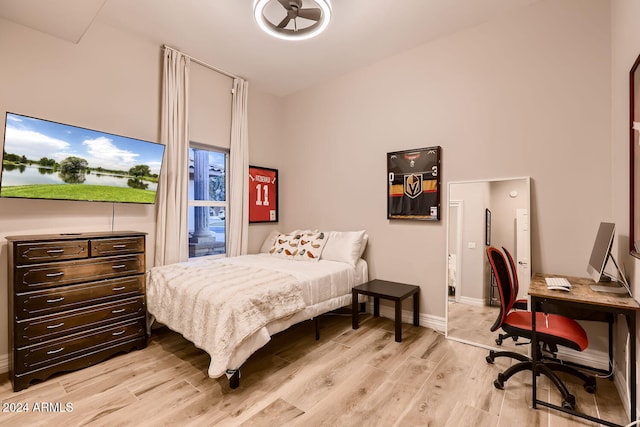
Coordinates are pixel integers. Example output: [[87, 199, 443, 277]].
[[0, 112, 165, 204]]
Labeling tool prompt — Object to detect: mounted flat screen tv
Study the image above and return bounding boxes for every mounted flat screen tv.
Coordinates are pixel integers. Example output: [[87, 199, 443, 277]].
[[0, 112, 165, 204]]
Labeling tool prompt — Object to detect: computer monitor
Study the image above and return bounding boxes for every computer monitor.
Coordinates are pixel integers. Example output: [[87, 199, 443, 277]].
[[587, 222, 615, 282], [586, 222, 632, 296]]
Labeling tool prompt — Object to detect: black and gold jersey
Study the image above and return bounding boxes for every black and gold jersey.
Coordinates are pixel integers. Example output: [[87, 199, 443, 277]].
[[387, 147, 440, 220]]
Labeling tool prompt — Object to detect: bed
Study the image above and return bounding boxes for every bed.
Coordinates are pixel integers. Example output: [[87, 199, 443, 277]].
[[146, 230, 368, 388]]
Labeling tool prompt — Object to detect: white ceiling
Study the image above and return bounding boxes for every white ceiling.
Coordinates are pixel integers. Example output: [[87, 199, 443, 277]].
[[0, 0, 539, 96]]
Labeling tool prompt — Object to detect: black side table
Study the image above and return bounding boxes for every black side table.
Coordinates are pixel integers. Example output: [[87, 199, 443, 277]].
[[352, 279, 420, 342]]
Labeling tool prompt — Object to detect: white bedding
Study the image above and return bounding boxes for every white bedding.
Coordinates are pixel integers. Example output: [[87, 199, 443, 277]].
[[221, 254, 367, 306], [147, 254, 368, 378]]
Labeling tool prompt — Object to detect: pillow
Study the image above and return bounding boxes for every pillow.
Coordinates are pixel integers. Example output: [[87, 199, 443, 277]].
[[321, 230, 368, 266], [270, 231, 303, 259], [259, 230, 281, 253], [294, 231, 328, 262]]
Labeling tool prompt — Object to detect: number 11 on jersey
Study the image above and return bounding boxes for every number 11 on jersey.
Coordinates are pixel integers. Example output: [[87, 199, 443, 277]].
[[255, 183, 269, 206]]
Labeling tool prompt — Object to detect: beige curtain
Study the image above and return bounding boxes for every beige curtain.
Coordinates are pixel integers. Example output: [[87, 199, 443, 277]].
[[154, 48, 190, 266], [227, 78, 249, 256]]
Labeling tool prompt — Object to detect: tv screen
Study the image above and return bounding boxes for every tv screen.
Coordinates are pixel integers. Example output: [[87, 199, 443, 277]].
[[0, 112, 165, 204]]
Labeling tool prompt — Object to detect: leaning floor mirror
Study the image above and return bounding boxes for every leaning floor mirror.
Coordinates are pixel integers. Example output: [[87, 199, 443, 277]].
[[445, 177, 531, 354]]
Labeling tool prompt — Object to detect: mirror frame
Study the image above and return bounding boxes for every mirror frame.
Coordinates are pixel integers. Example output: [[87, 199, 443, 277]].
[[630, 53, 640, 258], [445, 176, 531, 351]]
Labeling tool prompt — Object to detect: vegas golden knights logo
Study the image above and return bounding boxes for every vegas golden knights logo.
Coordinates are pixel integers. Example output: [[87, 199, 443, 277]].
[[404, 174, 423, 199]]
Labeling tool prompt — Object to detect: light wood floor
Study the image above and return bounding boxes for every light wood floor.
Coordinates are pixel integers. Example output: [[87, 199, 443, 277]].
[[0, 314, 629, 426]]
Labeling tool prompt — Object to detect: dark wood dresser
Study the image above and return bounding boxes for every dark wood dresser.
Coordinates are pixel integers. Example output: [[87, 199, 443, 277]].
[[6, 231, 148, 391]]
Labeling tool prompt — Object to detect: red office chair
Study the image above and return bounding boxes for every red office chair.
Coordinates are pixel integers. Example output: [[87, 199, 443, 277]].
[[494, 246, 528, 345], [485, 246, 595, 410], [503, 247, 528, 309]]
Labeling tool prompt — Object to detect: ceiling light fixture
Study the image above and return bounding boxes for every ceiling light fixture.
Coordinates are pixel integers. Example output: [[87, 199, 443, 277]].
[[253, 0, 332, 41]]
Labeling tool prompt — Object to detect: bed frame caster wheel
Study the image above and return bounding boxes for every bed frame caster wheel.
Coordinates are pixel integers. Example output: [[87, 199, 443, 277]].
[[227, 369, 240, 389], [486, 350, 496, 364]]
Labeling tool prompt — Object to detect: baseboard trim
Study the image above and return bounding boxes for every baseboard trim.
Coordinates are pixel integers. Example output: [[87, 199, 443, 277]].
[[613, 367, 630, 417], [555, 346, 610, 372], [612, 357, 639, 421], [458, 296, 485, 307], [375, 305, 446, 334]]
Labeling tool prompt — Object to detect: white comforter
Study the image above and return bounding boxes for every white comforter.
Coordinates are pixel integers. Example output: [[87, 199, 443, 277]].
[[147, 258, 306, 377]]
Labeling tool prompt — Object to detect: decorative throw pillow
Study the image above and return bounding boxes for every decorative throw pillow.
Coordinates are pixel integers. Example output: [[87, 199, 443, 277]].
[[321, 230, 368, 266], [294, 231, 328, 262], [269, 231, 303, 259], [260, 229, 281, 253]]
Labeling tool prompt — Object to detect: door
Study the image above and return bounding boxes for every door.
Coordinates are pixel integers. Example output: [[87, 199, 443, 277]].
[[448, 200, 463, 303], [516, 208, 531, 299]]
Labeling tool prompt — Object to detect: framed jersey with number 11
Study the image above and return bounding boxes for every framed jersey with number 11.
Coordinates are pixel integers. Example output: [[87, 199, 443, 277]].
[[249, 166, 279, 223]]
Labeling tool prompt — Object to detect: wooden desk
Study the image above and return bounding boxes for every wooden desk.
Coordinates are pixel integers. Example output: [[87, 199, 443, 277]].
[[529, 273, 640, 427]]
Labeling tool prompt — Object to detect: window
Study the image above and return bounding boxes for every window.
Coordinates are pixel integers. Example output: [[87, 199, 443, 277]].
[[188, 144, 227, 258]]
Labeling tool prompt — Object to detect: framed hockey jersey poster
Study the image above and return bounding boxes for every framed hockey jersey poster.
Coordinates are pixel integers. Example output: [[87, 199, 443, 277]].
[[249, 166, 278, 223], [387, 146, 441, 221]]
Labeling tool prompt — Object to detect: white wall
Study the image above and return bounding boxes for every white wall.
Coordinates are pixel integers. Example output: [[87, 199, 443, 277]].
[[0, 18, 282, 361], [278, 0, 611, 320], [247, 87, 285, 253]]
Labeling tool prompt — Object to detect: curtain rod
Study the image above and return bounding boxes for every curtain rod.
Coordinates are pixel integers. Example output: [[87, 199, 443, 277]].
[[163, 45, 242, 80]]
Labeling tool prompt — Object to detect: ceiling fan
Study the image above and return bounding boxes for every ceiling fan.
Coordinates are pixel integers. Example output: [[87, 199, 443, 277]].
[[253, 0, 332, 41], [276, 0, 321, 30]]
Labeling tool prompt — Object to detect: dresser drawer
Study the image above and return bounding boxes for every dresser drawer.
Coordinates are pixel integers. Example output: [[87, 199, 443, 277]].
[[15, 296, 145, 347], [14, 240, 89, 265], [15, 275, 145, 320], [91, 237, 145, 257], [15, 318, 145, 372], [15, 254, 145, 292]]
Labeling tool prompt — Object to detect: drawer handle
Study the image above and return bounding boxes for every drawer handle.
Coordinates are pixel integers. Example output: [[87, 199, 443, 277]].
[[46, 297, 65, 303], [46, 249, 65, 254], [112, 286, 126, 291], [112, 244, 127, 248], [112, 330, 126, 336], [112, 264, 126, 269], [47, 347, 65, 355], [111, 308, 126, 314], [45, 272, 65, 277], [46, 322, 65, 329]]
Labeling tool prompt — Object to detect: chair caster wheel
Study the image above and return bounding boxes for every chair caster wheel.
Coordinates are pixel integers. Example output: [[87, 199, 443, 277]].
[[486, 355, 494, 364], [562, 394, 576, 410], [493, 373, 506, 390], [495, 337, 503, 345], [583, 378, 596, 394]]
